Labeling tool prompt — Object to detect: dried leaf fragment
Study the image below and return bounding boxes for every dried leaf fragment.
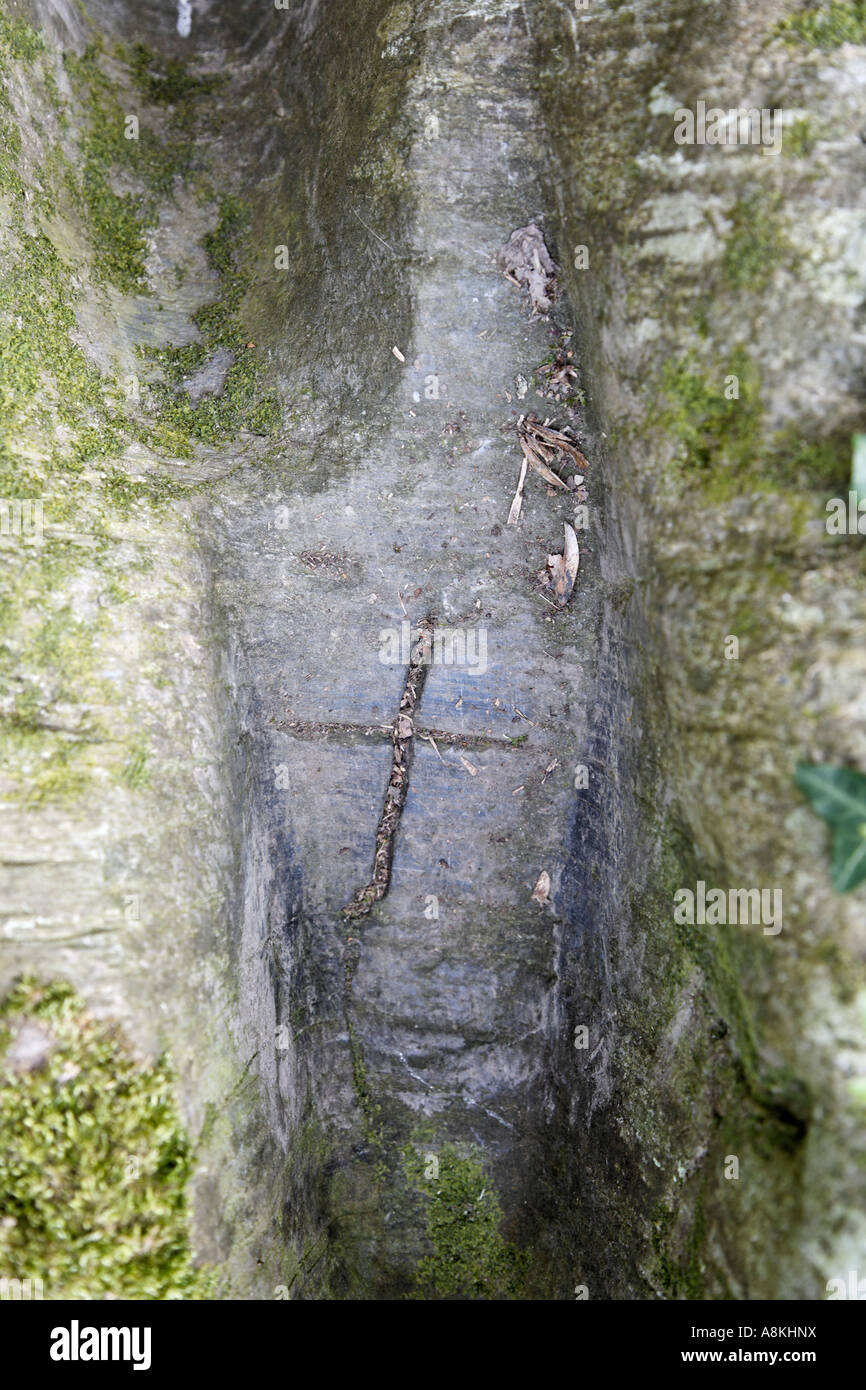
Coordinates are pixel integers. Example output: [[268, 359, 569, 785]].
[[520, 414, 590, 475], [512, 415, 589, 505], [498, 224, 557, 315], [531, 871, 551, 905], [546, 523, 580, 606], [518, 433, 569, 491]]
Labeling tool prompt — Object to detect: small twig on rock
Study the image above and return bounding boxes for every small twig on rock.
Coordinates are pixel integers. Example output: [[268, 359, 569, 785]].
[[343, 619, 434, 919], [507, 453, 529, 525]]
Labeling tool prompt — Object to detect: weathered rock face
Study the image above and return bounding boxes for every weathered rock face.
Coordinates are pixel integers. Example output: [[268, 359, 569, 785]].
[[536, 0, 866, 1296], [1, 0, 864, 1299]]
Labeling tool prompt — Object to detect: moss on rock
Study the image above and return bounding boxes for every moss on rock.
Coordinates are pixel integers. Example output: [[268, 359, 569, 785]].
[[141, 195, 281, 445], [404, 1145, 530, 1300], [777, 1, 866, 49], [0, 976, 213, 1299]]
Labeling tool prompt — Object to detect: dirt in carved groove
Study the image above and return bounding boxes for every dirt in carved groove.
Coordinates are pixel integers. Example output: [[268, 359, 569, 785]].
[[343, 618, 434, 926], [272, 718, 520, 748]]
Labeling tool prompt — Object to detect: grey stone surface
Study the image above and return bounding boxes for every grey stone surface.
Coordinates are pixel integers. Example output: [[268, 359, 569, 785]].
[[2, 0, 865, 1299]]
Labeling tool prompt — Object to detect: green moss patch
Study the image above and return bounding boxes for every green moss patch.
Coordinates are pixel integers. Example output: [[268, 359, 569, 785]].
[[652, 339, 852, 499], [0, 14, 45, 65], [654, 346, 763, 492], [127, 44, 221, 107], [63, 44, 152, 294], [786, 116, 817, 157], [0, 205, 139, 805], [0, 976, 212, 1299], [0, 113, 24, 197], [0, 25, 275, 811], [765, 423, 854, 493], [404, 1145, 529, 1299], [62, 41, 222, 294], [723, 194, 796, 293], [141, 195, 281, 444], [0, 227, 119, 459], [778, 1, 866, 49]]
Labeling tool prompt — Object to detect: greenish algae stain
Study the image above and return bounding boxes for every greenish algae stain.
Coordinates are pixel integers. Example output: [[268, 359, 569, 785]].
[[722, 194, 798, 294], [653, 337, 852, 500], [0, 18, 281, 808], [126, 43, 221, 107]]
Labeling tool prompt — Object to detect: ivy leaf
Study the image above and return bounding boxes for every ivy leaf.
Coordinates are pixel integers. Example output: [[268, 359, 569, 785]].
[[832, 823, 866, 894], [794, 762, 866, 826], [795, 761, 866, 893]]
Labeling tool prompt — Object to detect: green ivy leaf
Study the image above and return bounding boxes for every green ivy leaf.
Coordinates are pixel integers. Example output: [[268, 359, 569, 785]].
[[832, 822, 866, 894], [795, 762, 866, 825], [795, 761, 866, 893]]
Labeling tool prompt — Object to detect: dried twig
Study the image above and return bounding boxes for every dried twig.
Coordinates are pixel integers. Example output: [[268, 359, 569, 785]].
[[351, 206, 396, 254], [417, 732, 443, 761], [507, 454, 529, 525], [343, 620, 433, 919]]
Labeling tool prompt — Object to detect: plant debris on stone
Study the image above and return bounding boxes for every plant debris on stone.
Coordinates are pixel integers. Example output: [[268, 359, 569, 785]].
[[507, 414, 589, 522], [535, 341, 584, 407], [343, 619, 434, 919], [531, 870, 551, 905], [498, 223, 557, 316], [543, 523, 580, 606], [298, 549, 353, 577], [519, 414, 589, 483], [506, 451, 529, 525]]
